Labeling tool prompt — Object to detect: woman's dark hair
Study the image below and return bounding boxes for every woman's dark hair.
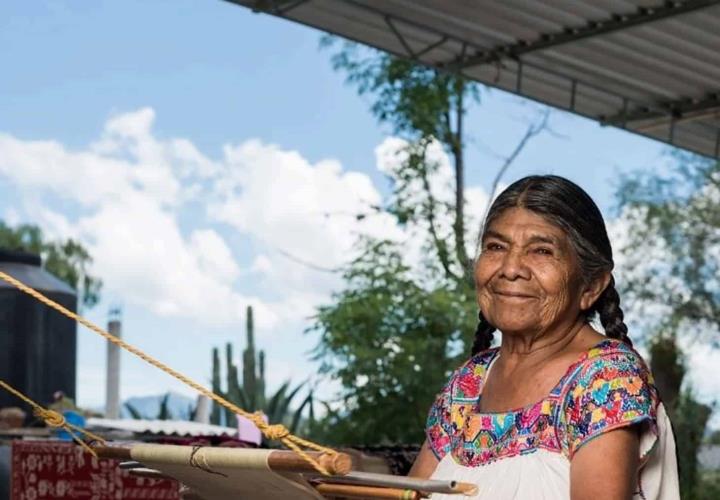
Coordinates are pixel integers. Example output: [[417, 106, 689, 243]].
[[471, 175, 630, 355]]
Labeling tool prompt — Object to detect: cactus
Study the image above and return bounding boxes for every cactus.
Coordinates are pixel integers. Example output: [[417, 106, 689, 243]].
[[209, 305, 312, 435], [242, 305, 258, 409], [210, 347, 222, 425], [257, 350, 266, 410]]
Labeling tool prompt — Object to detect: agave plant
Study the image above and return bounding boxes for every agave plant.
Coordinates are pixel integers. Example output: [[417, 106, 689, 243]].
[[123, 392, 173, 420]]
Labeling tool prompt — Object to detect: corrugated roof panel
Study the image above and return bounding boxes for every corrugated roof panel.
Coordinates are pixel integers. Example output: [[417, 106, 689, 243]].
[[228, 0, 720, 159], [87, 418, 238, 437]]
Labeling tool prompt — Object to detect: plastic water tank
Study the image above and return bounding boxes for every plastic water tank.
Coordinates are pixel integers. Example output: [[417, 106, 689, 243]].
[[0, 250, 77, 410]]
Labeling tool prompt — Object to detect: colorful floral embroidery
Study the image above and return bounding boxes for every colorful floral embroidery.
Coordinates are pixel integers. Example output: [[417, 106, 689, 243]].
[[560, 348, 658, 457], [425, 339, 659, 466]]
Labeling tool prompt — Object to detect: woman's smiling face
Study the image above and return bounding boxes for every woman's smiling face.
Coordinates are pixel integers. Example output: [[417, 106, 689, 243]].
[[475, 207, 587, 336]]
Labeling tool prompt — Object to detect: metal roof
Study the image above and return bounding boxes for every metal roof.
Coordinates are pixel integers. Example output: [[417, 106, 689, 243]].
[[228, 0, 720, 159], [87, 418, 238, 437]]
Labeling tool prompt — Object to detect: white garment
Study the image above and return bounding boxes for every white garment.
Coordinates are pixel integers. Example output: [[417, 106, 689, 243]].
[[429, 403, 679, 500]]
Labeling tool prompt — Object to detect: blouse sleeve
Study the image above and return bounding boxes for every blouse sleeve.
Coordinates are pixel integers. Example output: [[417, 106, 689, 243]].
[[562, 348, 659, 459], [426, 373, 456, 460]]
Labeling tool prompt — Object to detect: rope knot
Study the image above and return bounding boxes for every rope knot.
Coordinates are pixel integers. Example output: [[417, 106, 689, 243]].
[[264, 424, 290, 440], [35, 408, 66, 428]]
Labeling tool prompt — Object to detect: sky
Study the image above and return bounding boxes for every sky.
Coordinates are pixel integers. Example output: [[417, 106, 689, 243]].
[[1, 0, 718, 424]]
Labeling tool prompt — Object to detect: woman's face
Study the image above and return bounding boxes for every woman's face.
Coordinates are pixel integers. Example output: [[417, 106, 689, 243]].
[[475, 207, 589, 336]]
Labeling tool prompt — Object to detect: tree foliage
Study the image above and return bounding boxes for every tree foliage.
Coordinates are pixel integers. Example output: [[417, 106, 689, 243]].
[[0, 221, 102, 308], [310, 239, 475, 444], [616, 152, 720, 344], [312, 40, 544, 445], [324, 38, 481, 282], [617, 153, 720, 498]]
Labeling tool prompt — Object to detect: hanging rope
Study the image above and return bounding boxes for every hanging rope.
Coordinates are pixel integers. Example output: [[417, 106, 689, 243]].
[[0, 379, 106, 458], [0, 270, 338, 475]]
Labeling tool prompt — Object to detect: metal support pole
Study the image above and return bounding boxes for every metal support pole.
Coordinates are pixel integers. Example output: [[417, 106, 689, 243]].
[[105, 316, 122, 419], [516, 59, 523, 93]]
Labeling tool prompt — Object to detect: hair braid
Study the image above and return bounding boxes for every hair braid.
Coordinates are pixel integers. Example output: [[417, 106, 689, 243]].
[[596, 276, 632, 346], [471, 311, 496, 355]]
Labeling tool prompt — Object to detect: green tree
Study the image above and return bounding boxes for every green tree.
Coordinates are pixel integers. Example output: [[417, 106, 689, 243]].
[[311, 239, 476, 444], [616, 152, 720, 499], [311, 40, 546, 445], [0, 221, 102, 307], [616, 152, 720, 344]]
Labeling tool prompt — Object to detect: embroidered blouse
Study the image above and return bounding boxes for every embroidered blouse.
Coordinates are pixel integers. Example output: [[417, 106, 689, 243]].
[[426, 339, 680, 499]]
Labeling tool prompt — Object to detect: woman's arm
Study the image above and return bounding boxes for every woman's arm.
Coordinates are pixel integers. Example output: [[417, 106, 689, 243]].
[[408, 440, 440, 478], [570, 427, 640, 500]]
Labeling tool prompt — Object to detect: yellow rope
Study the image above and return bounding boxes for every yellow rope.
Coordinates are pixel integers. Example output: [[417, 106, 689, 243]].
[[0, 379, 106, 458], [0, 270, 337, 475]]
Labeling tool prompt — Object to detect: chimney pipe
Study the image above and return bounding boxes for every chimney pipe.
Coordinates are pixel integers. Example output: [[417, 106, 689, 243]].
[[105, 309, 122, 419]]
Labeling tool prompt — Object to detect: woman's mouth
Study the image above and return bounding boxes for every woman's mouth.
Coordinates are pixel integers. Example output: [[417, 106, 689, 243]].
[[493, 290, 536, 299]]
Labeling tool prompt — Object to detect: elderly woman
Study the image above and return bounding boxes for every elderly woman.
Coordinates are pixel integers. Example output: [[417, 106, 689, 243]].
[[410, 176, 679, 499]]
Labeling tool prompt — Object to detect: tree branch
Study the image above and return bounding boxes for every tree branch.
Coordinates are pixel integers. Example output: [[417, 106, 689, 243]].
[[481, 109, 550, 225], [416, 141, 461, 283], [451, 80, 472, 286]]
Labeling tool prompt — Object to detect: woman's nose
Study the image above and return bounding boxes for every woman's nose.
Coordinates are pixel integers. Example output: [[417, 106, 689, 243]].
[[499, 249, 530, 280]]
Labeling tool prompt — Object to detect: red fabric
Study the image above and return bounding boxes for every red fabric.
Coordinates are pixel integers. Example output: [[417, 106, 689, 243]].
[[11, 440, 179, 499]]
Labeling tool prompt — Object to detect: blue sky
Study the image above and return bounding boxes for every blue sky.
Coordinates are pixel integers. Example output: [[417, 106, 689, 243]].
[[3, 0, 717, 421]]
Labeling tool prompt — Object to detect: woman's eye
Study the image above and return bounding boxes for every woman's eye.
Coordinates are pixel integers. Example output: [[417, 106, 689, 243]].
[[533, 247, 553, 255], [484, 243, 504, 251]]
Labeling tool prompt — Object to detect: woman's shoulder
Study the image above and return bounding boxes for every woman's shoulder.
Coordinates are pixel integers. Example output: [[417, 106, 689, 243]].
[[561, 338, 660, 458], [562, 338, 658, 424], [575, 338, 653, 384]]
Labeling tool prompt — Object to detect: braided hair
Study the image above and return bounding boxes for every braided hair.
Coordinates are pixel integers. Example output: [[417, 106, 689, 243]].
[[470, 175, 631, 355]]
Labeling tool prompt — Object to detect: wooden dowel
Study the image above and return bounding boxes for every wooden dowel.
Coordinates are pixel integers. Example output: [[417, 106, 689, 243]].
[[268, 450, 352, 476], [94, 446, 132, 460], [315, 483, 421, 499], [313, 471, 478, 495]]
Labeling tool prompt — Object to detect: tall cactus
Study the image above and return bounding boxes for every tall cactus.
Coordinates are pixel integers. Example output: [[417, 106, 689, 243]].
[[225, 343, 242, 427], [242, 305, 257, 409], [210, 347, 222, 425], [257, 350, 266, 410]]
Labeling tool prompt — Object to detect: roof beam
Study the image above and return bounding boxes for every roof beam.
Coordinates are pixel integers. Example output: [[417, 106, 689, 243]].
[[601, 93, 720, 127], [246, 0, 308, 15], [442, 0, 720, 71]]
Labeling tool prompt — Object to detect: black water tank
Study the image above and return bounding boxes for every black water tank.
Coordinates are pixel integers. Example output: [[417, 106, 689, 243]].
[[0, 250, 77, 410]]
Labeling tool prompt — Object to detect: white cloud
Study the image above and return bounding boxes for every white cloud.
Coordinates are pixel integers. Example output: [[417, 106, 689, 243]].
[[0, 109, 422, 333], [208, 138, 403, 299], [0, 110, 271, 329], [0, 134, 131, 207], [190, 229, 241, 285]]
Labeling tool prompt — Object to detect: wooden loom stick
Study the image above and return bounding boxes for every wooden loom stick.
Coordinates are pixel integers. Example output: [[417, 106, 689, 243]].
[[94, 446, 352, 475], [314, 470, 478, 495], [315, 483, 422, 499], [95, 446, 132, 460], [269, 449, 352, 475]]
